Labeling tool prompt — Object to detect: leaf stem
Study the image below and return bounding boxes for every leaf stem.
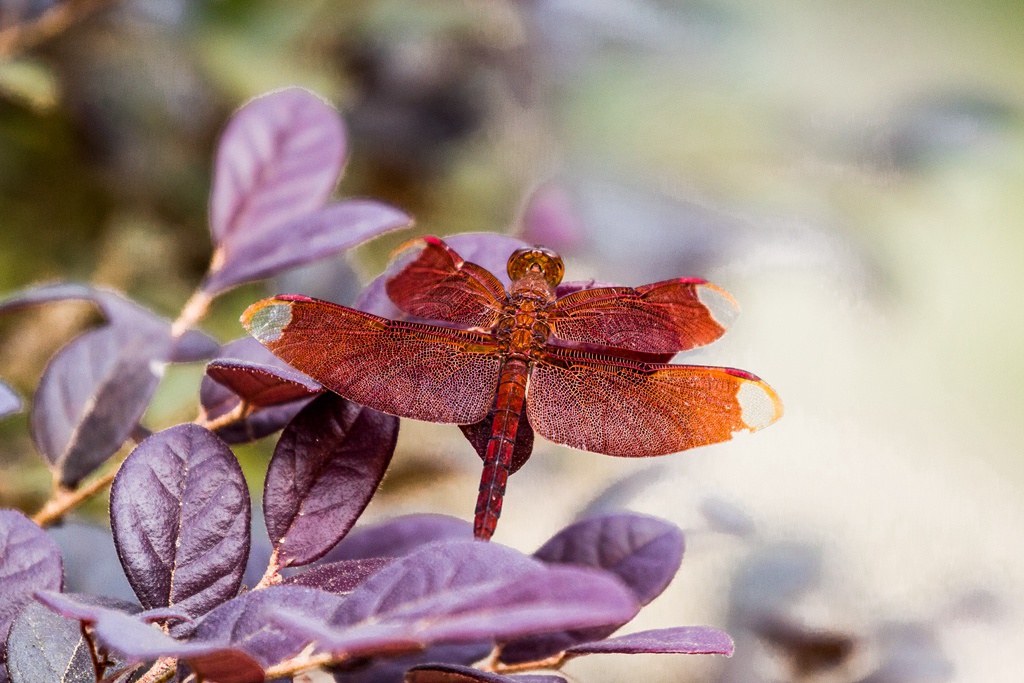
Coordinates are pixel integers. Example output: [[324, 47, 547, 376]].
[[195, 401, 250, 432], [263, 652, 341, 680], [254, 549, 283, 590], [171, 289, 214, 339], [480, 650, 566, 674], [31, 467, 118, 527]]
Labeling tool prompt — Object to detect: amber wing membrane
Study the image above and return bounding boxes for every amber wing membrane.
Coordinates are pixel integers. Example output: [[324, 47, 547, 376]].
[[385, 236, 508, 329], [242, 296, 501, 423], [548, 278, 740, 354], [526, 345, 783, 457]]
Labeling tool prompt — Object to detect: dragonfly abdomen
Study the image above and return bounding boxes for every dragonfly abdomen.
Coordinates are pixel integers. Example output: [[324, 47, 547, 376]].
[[474, 357, 529, 540]]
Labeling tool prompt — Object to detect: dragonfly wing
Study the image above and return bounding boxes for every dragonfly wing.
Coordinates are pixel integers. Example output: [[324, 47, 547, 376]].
[[548, 278, 739, 354], [243, 296, 501, 424], [385, 236, 508, 328], [526, 346, 782, 457]]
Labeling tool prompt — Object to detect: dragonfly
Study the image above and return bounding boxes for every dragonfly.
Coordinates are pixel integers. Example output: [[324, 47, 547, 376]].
[[242, 236, 783, 540]]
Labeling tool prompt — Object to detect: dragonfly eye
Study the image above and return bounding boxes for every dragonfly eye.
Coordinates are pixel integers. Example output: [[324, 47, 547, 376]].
[[507, 247, 565, 287]]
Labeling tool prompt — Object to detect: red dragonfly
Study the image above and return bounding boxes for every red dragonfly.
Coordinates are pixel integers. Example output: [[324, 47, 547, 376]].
[[242, 236, 782, 540]]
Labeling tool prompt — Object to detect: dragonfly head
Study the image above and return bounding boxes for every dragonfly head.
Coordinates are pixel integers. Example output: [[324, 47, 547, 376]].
[[507, 246, 564, 287]]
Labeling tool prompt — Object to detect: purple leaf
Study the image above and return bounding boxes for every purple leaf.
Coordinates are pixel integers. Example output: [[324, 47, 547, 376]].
[[109, 424, 250, 626], [499, 513, 683, 665], [532, 513, 684, 604], [275, 541, 640, 656], [5, 600, 94, 683], [205, 200, 412, 293], [319, 514, 471, 564], [282, 558, 391, 593], [206, 359, 323, 408], [7, 595, 138, 683], [36, 592, 266, 683], [356, 232, 529, 319], [0, 282, 210, 363], [332, 643, 492, 683], [200, 337, 315, 444], [405, 664, 566, 683], [264, 393, 399, 567], [564, 626, 734, 657], [0, 511, 62, 682], [209, 88, 345, 247], [192, 585, 346, 667], [169, 329, 221, 363], [519, 183, 585, 252], [31, 325, 171, 486], [0, 381, 22, 420]]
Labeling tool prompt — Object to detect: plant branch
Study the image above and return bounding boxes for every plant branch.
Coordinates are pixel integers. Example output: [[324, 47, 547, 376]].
[[32, 465, 118, 527], [264, 652, 341, 680], [481, 650, 566, 674], [195, 401, 250, 432], [171, 288, 214, 339], [0, 0, 116, 61]]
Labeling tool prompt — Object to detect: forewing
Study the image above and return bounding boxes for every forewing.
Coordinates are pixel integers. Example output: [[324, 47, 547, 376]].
[[242, 296, 501, 424], [385, 236, 507, 328], [527, 347, 782, 456], [549, 278, 739, 354]]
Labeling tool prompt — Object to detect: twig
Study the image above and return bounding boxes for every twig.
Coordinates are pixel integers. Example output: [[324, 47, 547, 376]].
[[32, 466, 118, 527], [263, 652, 341, 680], [480, 649, 565, 674], [195, 401, 250, 432], [253, 549, 283, 590], [0, 0, 116, 61], [170, 289, 214, 339]]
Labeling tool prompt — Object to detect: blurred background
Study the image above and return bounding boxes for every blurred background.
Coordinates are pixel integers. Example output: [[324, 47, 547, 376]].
[[0, 1, 1022, 681]]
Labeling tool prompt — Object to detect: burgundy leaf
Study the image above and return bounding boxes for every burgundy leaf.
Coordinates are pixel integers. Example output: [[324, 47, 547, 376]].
[[205, 359, 323, 407], [209, 87, 345, 247], [5, 600, 94, 683], [0, 511, 62, 682], [282, 558, 391, 593], [356, 232, 529, 319], [274, 541, 640, 656], [36, 592, 265, 683], [0, 381, 21, 420], [499, 513, 684, 665], [200, 337, 315, 444], [109, 425, 250, 626], [319, 514, 471, 564], [459, 410, 533, 475], [31, 325, 171, 486], [563, 626, 733, 657], [405, 664, 566, 683], [205, 200, 412, 293], [264, 393, 399, 567], [519, 183, 585, 252]]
